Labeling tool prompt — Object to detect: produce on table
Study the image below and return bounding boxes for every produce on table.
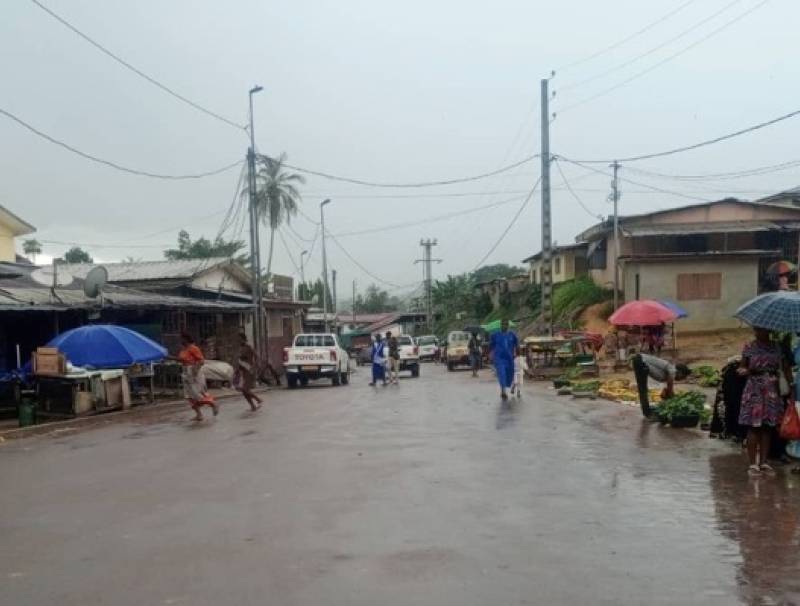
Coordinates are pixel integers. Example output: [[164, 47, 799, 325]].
[[690, 365, 721, 387]]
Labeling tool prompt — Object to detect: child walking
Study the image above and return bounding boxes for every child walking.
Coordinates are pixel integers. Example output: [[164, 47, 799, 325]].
[[511, 347, 528, 397]]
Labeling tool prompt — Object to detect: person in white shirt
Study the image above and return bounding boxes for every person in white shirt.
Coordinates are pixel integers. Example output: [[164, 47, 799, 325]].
[[510, 347, 528, 397]]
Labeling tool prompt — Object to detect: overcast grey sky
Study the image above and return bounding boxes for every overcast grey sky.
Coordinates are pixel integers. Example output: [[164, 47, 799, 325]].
[[1, 0, 796, 299]]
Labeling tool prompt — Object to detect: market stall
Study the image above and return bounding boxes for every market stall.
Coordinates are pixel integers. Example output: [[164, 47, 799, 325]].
[[523, 333, 600, 379], [28, 325, 166, 421], [608, 299, 682, 364]]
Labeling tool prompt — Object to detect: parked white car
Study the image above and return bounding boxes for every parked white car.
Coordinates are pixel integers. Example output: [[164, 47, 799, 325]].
[[283, 333, 350, 388], [396, 335, 420, 378], [416, 335, 439, 361]]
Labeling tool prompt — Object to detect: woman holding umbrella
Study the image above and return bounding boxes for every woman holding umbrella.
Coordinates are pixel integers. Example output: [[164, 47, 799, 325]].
[[737, 326, 791, 476]]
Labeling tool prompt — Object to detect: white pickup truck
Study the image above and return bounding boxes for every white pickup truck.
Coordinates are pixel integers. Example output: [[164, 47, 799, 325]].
[[283, 333, 350, 388], [395, 335, 420, 378]]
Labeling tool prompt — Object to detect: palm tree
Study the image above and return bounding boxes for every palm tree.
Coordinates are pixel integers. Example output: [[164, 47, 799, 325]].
[[22, 239, 42, 264], [247, 152, 305, 282]]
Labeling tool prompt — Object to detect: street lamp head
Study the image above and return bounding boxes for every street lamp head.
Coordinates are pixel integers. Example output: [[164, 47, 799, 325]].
[[321, 198, 331, 208], [250, 85, 263, 95], [301, 250, 308, 257]]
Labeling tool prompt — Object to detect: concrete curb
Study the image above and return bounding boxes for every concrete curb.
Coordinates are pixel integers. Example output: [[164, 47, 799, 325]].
[[0, 386, 273, 442]]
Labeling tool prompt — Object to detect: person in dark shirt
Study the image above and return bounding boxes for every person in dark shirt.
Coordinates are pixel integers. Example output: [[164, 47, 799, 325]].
[[386, 331, 400, 385], [468, 332, 481, 377]]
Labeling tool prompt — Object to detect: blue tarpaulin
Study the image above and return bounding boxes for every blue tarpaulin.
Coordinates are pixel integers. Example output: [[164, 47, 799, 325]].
[[47, 325, 167, 369], [659, 300, 689, 319]]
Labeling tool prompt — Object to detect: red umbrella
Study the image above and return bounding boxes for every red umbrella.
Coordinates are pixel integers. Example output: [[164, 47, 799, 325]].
[[609, 299, 678, 327]]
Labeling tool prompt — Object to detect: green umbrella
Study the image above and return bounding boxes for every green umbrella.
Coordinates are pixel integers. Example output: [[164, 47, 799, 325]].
[[481, 319, 517, 333]]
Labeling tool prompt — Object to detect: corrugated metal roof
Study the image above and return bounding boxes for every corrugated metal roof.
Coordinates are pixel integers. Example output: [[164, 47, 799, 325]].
[[622, 221, 786, 237], [0, 265, 251, 313], [522, 242, 588, 263], [62, 258, 243, 283], [0, 284, 252, 312]]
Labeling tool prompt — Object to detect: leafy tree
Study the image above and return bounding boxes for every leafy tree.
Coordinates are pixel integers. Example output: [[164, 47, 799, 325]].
[[64, 246, 93, 264], [474, 291, 493, 318], [471, 263, 525, 284], [22, 239, 42, 263], [164, 230, 247, 264], [247, 153, 305, 282], [354, 284, 398, 313]]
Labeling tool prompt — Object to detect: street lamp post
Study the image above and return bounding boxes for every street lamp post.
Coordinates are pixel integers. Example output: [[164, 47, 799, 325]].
[[320, 199, 332, 333], [247, 85, 264, 362]]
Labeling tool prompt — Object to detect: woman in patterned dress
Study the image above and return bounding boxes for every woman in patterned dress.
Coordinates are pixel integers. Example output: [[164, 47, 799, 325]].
[[737, 327, 791, 476]]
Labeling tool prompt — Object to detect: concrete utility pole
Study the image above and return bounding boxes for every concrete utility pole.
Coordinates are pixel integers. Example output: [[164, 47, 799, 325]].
[[299, 250, 308, 298], [414, 239, 442, 332], [247, 85, 264, 361], [320, 199, 332, 332], [540, 78, 553, 336], [331, 269, 338, 334], [352, 280, 356, 325], [611, 161, 621, 310]]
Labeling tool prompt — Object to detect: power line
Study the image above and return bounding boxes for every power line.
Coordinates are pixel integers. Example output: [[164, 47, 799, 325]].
[[470, 177, 542, 272], [334, 194, 527, 238], [261, 153, 539, 189], [41, 238, 167, 250], [0, 107, 243, 179], [625, 159, 800, 181], [557, 158, 711, 202], [553, 160, 604, 220], [277, 228, 302, 276], [557, 0, 699, 71], [29, 0, 245, 131], [214, 164, 248, 241], [559, 0, 742, 92], [285, 222, 316, 243], [325, 231, 415, 289], [559, 105, 800, 164], [560, 0, 770, 113]]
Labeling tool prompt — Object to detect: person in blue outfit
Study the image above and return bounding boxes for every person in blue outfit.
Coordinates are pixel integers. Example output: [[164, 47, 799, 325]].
[[490, 319, 518, 400], [369, 333, 387, 387]]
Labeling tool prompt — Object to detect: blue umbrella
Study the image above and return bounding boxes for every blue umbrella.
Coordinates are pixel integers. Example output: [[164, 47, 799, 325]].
[[47, 325, 167, 369], [734, 291, 800, 331], [659, 300, 689, 319]]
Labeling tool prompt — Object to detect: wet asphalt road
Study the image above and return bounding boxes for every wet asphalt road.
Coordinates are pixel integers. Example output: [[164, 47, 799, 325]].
[[3, 364, 800, 605]]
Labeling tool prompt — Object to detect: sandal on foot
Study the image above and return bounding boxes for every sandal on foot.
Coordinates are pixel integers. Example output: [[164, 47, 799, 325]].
[[760, 463, 776, 476], [748, 465, 762, 477]]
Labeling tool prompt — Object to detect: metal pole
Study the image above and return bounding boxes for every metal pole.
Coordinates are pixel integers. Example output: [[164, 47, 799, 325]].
[[332, 269, 338, 333], [320, 199, 331, 332], [540, 78, 553, 336], [299, 250, 307, 299], [248, 86, 264, 363], [352, 279, 356, 325], [612, 161, 620, 310]]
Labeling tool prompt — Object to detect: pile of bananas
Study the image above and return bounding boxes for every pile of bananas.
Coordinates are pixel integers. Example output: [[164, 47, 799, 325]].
[[598, 378, 662, 403]]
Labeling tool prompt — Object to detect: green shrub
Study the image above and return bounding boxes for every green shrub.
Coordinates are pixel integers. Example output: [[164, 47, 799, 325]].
[[552, 277, 612, 322]]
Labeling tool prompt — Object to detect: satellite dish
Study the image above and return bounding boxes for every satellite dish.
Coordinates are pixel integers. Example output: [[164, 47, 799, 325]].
[[84, 266, 108, 298], [31, 266, 74, 287]]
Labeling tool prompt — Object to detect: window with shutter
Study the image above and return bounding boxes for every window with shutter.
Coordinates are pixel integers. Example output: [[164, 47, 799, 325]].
[[677, 273, 721, 300]]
